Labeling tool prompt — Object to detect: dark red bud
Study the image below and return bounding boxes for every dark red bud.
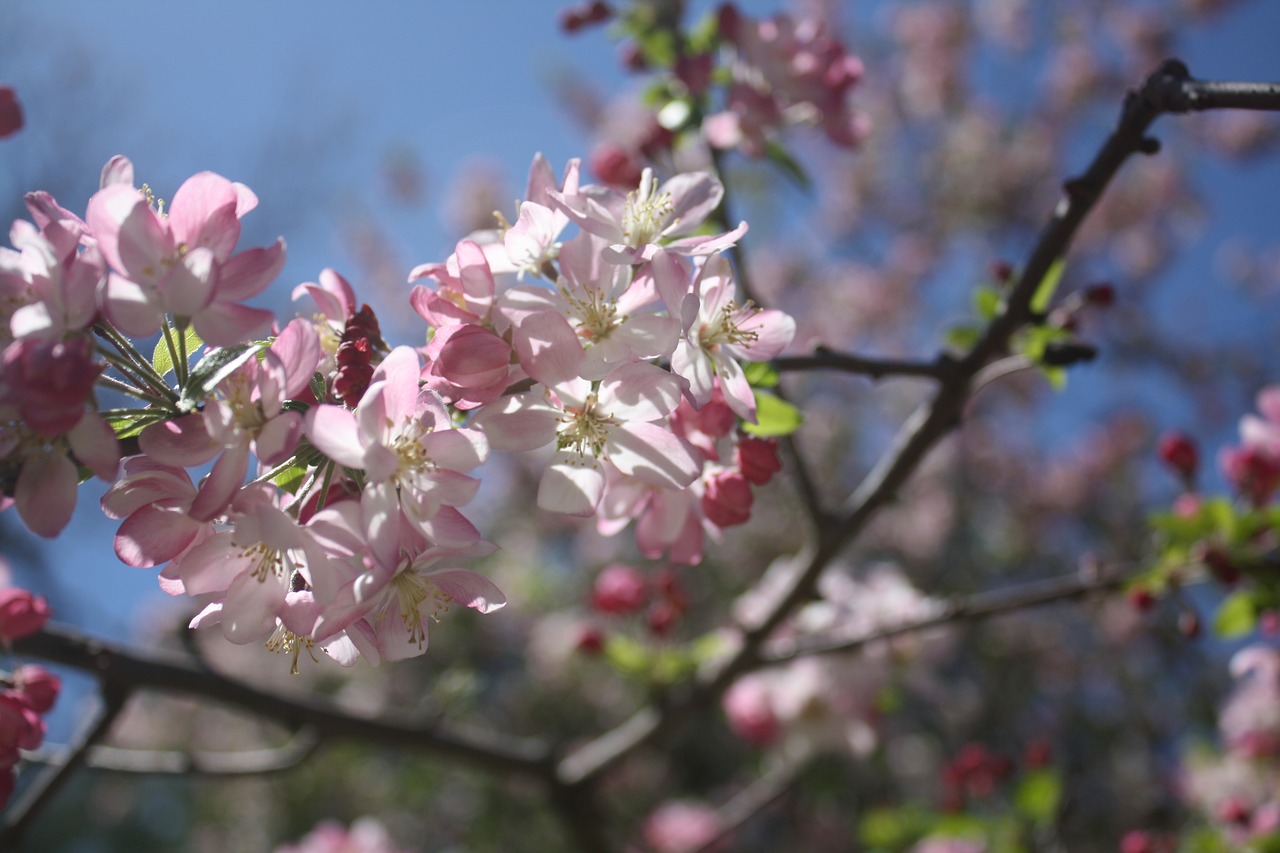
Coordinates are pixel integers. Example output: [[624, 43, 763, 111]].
[[1157, 431, 1198, 480]]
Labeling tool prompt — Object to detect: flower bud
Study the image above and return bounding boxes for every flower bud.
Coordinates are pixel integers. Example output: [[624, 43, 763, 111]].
[[0, 87, 22, 139], [1, 338, 102, 436], [590, 564, 648, 615], [735, 437, 782, 485], [14, 665, 60, 713], [1221, 444, 1280, 506], [589, 144, 644, 188], [0, 588, 51, 641], [702, 471, 753, 527], [1157, 431, 1198, 480]]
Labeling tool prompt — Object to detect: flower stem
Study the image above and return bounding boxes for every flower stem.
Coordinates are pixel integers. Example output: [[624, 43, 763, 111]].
[[161, 319, 189, 388], [94, 323, 178, 402]]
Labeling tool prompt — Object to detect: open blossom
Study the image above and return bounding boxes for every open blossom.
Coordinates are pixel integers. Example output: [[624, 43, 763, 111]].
[[672, 255, 796, 422], [474, 361, 698, 516], [85, 162, 284, 346], [306, 346, 489, 568]]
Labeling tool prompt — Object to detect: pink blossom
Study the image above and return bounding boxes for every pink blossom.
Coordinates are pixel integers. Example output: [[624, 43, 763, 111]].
[[590, 564, 648, 615], [11, 665, 59, 713], [420, 322, 513, 409], [85, 165, 284, 345], [672, 255, 796, 422], [306, 346, 489, 568], [723, 674, 782, 745], [702, 470, 753, 528], [0, 337, 102, 436], [642, 800, 725, 853], [473, 362, 698, 516], [274, 817, 416, 853], [0, 587, 51, 640], [101, 456, 214, 575], [0, 87, 21, 139], [597, 463, 706, 565], [736, 436, 782, 485]]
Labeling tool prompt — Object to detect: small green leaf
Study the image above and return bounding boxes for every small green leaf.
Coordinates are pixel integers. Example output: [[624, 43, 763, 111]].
[[1030, 258, 1066, 314], [973, 285, 1003, 321], [743, 392, 803, 438], [309, 372, 328, 403], [273, 462, 310, 495], [1015, 769, 1062, 824], [763, 140, 811, 190], [180, 343, 263, 410], [152, 326, 204, 378], [603, 635, 651, 678], [743, 361, 780, 388], [1040, 365, 1067, 391], [945, 325, 981, 353], [1215, 590, 1258, 638]]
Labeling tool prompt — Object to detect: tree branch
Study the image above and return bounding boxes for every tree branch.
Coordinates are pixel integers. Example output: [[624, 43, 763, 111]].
[[23, 729, 319, 776], [555, 60, 1280, 788], [761, 562, 1140, 664], [774, 347, 957, 381], [12, 624, 551, 779], [1, 682, 129, 846]]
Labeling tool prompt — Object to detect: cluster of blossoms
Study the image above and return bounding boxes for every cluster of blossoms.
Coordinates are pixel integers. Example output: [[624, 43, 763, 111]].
[[275, 817, 413, 853], [0, 151, 795, 669], [1180, 644, 1280, 845], [0, 585, 58, 807], [722, 560, 943, 757], [702, 5, 869, 156]]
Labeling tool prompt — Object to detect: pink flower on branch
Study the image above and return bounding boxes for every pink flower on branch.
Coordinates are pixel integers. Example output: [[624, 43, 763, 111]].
[[85, 163, 284, 346], [474, 361, 698, 516]]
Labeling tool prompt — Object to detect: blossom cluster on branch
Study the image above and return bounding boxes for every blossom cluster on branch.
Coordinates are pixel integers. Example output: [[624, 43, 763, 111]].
[[0, 151, 795, 671]]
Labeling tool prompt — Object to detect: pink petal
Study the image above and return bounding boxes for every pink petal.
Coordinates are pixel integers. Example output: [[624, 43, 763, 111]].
[[15, 451, 76, 538], [139, 414, 221, 467], [538, 454, 604, 516], [428, 568, 506, 614], [608, 422, 699, 489], [101, 274, 163, 338], [421, 428, 488, 472], [599, 361, 683, 422], [160, 246, 217, 318], [255, 411, 302, 468], [67, 413, 120, 481], [189, 443, 250, 522], [192, 301, 275, 348], [305, 405, 366, 468], [220, 568, 288, 644], [513, 309, 584, 388], [218, 239, 286, 302], [85, 184, 169, 278], [168, 172, 241, 258], [115, 506, 202, 567]]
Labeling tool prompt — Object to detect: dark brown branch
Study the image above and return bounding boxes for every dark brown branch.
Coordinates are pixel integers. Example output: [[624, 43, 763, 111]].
[[761, 563, 1140, 664], [556, 59, 1280, 788], [23, 730, 319, 776], [1, 682, 129, 846], [12, 624, 551, 779], [774, 347, 957, 381]]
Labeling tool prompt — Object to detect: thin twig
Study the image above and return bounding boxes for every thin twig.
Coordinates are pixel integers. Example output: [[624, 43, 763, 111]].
[[691, 756, 809, 853], [555, 61, 1280, 789], [12, 624, 551, 779], [23, 729, 319, 776], [761, 563, 1141, 664], [0, 683, 130, 846], [774, 347, 957, 381]]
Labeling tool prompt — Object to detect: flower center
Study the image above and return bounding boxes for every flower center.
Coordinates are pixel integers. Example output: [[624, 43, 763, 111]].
[[265, 624, 317, 675], [700, 300, 760, 350], [389, 422, 434, 483], [561, 284, 622, 342], [556, 393, 615, 458], [389, 571, 452, 649], [622, 169, 675, 247], [241, 541, 284, 582]]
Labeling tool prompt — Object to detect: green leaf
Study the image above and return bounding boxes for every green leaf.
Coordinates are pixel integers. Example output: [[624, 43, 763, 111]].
[[152, 326, 204, 378], [1040, 365, 1067, 391], [603, 635, 651, 678], [1030, 258, 1066, 314], [273, 462, 310, 495], [858, 807, 929, 850], [1215, 590, 1258, 638], [743, 361, 780, 389], [743, 392, 803, 438], [973, 285, 1003, 321], [179, 343, 263, 410], [763, 140, 811, 190], [1014, 769, 1062, 824], [945, 325, 981, 353]]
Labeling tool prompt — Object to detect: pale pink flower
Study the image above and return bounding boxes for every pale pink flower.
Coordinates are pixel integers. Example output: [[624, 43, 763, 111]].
[[642, 800, 725, 853], [274, 817, 416, 853], [85, 166, 284, 345], [305, 346, 489, 569], [101, 456, 214, 577], [473, 362, 698, 516], [597, 462, 707, 565], [409, 239, 497, 328], [671, 255, 796, 422]]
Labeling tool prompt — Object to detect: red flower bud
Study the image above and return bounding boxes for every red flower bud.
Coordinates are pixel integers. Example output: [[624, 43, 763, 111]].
[[1157, 431, 1198, 480], [590, 564, 648, 615], [590, 143, 644, 188], [1085, 282, 1116, 307], [575, 625, 605, 655], [735, 437, 782, 486], [0, 87, 23, 140], [0, 588, 51, 641], [702, 471, 753, 527], [13, 665, 59, 713]]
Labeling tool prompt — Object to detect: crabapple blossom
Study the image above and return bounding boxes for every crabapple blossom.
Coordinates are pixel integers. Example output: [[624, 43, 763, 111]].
[[672, 255, 796, 422], [473, 361, 698, 516], [85, 164, 284, 345], [0, 587, 51, 641], [305, 346, 489, 568]]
